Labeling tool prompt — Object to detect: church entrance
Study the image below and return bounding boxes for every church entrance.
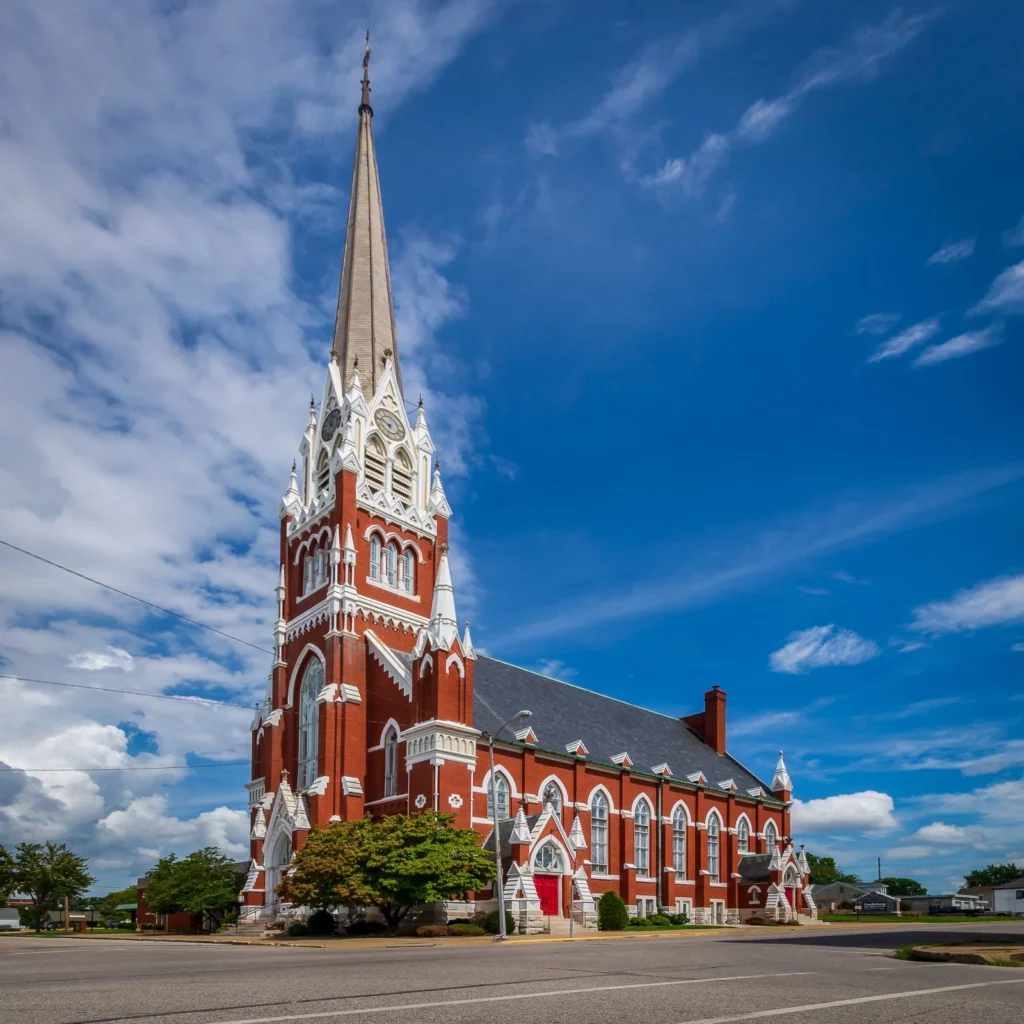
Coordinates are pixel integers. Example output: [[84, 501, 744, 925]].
[[265, 833, 292, 908], [535, 874, 560, 917]]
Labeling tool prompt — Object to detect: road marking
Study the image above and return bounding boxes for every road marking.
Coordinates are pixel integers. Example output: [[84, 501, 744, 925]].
[[197, 971, 812, 1024], [676, 977, 1024, 1024]]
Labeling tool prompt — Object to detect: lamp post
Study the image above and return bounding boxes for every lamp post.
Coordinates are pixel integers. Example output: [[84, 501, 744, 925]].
[[483, 708, 532, 941]]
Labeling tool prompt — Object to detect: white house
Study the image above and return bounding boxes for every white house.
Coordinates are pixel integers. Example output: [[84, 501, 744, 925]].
[[993, 876, 1024, 916]]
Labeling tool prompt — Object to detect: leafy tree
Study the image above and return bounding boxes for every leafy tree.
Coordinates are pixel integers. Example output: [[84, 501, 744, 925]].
[[145, 848, 242, 929], [805, 853, 859, 886], [278, 812, 494, 934], [880, 876, 926, 896], [597, 890, 628, 931], [94, 885, 139, 920], [0, 845, 14, 904], [12, 842, 94, 931], [963, 863, 1023, 888]]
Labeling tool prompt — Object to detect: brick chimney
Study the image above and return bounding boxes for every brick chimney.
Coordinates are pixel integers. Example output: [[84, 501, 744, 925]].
[[683, 686, 727, 754]]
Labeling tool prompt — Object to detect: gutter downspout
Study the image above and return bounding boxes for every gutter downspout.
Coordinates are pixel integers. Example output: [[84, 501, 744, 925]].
[[657, 778, 664, 913]]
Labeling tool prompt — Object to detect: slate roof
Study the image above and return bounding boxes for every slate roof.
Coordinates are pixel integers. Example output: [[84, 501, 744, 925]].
[[481, 814, 542, 860], [471, 656, 774, 796], [737, 853, 772, 883]]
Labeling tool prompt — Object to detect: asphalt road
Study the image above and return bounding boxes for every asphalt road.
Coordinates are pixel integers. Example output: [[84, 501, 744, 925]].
[[3, 921, 1024, 1024]]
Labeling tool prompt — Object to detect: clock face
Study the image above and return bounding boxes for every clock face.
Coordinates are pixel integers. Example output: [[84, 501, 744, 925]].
[[374, 408, 405, 440], [320, 407, 342, 442]]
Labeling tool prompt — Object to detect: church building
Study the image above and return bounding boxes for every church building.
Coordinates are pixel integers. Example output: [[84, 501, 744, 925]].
[[242, 44, 814, 931]]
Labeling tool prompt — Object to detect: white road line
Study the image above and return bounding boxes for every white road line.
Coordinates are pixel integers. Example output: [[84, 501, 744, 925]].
[[195, 971, 812, 1024], [676, 977, 1024, 1024]]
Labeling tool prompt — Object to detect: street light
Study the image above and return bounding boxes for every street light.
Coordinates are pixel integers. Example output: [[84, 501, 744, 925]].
[[482, 708, 531, 941]]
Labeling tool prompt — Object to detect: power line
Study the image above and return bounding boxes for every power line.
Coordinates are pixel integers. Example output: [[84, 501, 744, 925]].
[[0, 765, 249, 770], [0, 539, 275, 656], [0, 674, 257, 711]]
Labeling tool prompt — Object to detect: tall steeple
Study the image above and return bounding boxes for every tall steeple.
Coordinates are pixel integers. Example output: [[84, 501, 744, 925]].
[[330, 31, 402, 400]]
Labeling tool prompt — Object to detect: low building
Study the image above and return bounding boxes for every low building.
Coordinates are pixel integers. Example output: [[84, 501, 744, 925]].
[[958, 885, 995, 910], [0, 908, 21, 931], [901, 893, 987, 915], [993, 876, 1024, 916], [808, 881, 874, 911]]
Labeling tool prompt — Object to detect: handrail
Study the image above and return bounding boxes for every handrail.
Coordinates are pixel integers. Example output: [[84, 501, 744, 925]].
[[234, 901, 282, 932]]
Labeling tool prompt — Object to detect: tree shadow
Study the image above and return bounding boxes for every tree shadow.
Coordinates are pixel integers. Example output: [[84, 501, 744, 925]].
[[722, 925, 1024, 950]]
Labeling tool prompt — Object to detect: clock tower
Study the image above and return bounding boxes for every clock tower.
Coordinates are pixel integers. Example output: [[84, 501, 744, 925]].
[[242, 37, 476, 909]]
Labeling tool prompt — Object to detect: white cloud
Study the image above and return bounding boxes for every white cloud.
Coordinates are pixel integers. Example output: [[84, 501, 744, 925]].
[[729, 709, 803, 738], [769, 624, 879, 674], [799, 586, 830, 596], [1012, 643, 1024, 652], [1004, 215, 1024, 248], [910, 572, 1024, 634], [867, 316, 941, 362], [69, 647, 135, 672], [885, 844, 934, 861], [854, 313, 901, 336], [913, 821, 977, 845], [926, 238, 976, 266], [917, 779, 1024, 827], [971, 258, 1024, 316], [914, 325, 1003, 367], [532, 659, 577, 681], [791, 790, 897, 833]]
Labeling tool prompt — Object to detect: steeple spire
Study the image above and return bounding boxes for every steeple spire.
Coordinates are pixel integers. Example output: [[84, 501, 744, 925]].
[[330, 31, 402, 400]]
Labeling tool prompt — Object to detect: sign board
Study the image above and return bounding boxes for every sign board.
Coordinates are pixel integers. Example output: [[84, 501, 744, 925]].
[[857, 895, 892, 914]]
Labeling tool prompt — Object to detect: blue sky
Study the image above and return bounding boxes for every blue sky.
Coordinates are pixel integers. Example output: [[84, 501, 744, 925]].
[[0, 0, 1022, 895]]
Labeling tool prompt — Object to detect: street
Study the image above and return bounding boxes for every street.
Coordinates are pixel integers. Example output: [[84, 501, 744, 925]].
[[3, 922, 1024, 1024]]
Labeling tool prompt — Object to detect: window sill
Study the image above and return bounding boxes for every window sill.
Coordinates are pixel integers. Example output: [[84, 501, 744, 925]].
[[365, 576, 420, 602], [709, 881, 729, 888], [300, 581, 328, 600]]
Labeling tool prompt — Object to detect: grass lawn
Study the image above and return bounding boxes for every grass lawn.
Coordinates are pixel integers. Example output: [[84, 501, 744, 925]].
[[819, 914, 994, 924]]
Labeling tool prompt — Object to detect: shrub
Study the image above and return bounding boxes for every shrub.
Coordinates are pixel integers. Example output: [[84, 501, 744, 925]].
[[628, 916, 649, 926], [416, 924, 451, 937], [448, 923, 486, 936], [649, 914, 672, 927], [306, 910, 336, 936], [447, 917, 473, 925], [346, 919, 388, 937], [838, 900, 854, 911], [480, 909, 516, 935], [667, 912, 689, 925], [286, 922, 309, 937], [747, 917, 765, 925], [597, 891, 628, 931], [117, 922, 135, 930]]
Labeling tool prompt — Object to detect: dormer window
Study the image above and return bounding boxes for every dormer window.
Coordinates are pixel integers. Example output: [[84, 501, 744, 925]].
[[316, 450, 330, 495], [392, 449, 413, 503], [365, 436, 386, 491]]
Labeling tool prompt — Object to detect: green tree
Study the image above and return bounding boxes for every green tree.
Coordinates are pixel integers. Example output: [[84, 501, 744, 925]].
[[880, 876, 926, 896], [144, 848, 242, 929], [597, 890, 628, 931], [278, 812, 494, 934], [0, 844, 14, 904], [963, 863, 1023, 888], [12, 842, 94, 931], [805, 853, 859, 886], [95, 885, 138, 921]]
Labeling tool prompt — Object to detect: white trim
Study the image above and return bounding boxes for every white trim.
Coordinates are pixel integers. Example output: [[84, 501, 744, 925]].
[[668, 799, 691, 825], [446, 652, 466, 678], [366, 629, 412, 699], [362, 526, 427, 562], [293, 525, 333, 564], [364, 575, 422, 602], [286, 643, 326, 707], [532, 835, 572, 875], [479, 764, 518, 799], [704, 806, 724, 828], [586, 783, 615, 812], [631, 792, 655, 816], [537, 774, 568, 811], [377, 717, 402, 749]]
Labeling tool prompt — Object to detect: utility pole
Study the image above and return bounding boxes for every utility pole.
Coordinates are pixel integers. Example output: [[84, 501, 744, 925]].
[[877, 856, 882, 883], [63, 895, 70, 932]]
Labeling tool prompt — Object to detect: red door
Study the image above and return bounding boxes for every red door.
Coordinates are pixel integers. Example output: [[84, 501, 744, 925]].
[[535, 874, 560, 916], [787, 888, 797, 912]]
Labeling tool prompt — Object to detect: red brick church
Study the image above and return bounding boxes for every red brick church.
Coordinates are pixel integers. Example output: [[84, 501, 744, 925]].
[[242, 44, 814, 931]]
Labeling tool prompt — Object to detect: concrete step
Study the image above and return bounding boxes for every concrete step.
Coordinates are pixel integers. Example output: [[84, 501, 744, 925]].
[[544, 916, 572, 936]]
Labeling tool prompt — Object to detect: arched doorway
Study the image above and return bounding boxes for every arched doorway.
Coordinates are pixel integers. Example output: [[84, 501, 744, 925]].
[[265, 832, 292, 907], [533, 840, 566, 917], [784, 865, 799, 914]]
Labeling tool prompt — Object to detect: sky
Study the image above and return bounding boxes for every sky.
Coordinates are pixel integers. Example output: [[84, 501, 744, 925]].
[[0, 0, 1022, 897]]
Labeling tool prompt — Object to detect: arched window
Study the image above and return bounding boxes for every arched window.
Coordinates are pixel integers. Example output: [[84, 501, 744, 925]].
[[590, 792, 609, 874], [634, 801, 651, 876], [400, 549, 415, 594], [486, 773, 510, 820], [784, 865, 799, 888], [312, 547, 328, 589], [672, 806, 687, 879], [316, 450, 330, 494], [297, 658, 324, 790], [535, 841, 564, 873], [707, 813, 721, 882], [369, 536, 381, 581], [737, 817, 750, 854], [385, 543, 397, 587], [764, 820, 777, 854], [383, 726, 398, 797], [541, 781, 562, 814], [392, 449, 413, 503], [364, 436, 386, 491], [302, 554, 314, 595]]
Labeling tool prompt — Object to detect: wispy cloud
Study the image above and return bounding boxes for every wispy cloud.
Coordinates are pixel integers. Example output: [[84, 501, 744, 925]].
[[1003, 215, 1024, 248], [831, 570, 870, 586], [69, 647, 135, 672], [971, 258, 1024, 316], [914, 324, 1003, 367], [854, 313, 901, 336], [799, 585, 830, 596], [496, 462, 1024, 648], [867, 316, 941, 362], [644, 9, 938, 198], [927, 238, 976, 266], [769, 624, 880, 674], [910, 572, 1024, 634]]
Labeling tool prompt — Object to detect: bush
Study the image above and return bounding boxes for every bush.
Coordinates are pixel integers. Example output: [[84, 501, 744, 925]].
[[480, 909, 516, 935], [667, 912, 689, 925], [648, 914, 672, 926], [416, 924, 451, 937], [286, 922, 309, 937], [597, 891, 628, 931], [838, 900, 854, 911], [345, 919, 388, 937], [117, 922, 135, 930], [628, 916, 648, 926], [447, 917, 473, 925], [306, 910, 336, 936], [448, 923, 486, 936]]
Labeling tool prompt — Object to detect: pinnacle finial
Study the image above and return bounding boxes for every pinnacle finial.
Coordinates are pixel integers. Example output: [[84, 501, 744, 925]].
[[360, 30, 372, 112], [291, 459, 296, 474], [440, 543, 449, 555], [418, 394, 423, 408]]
